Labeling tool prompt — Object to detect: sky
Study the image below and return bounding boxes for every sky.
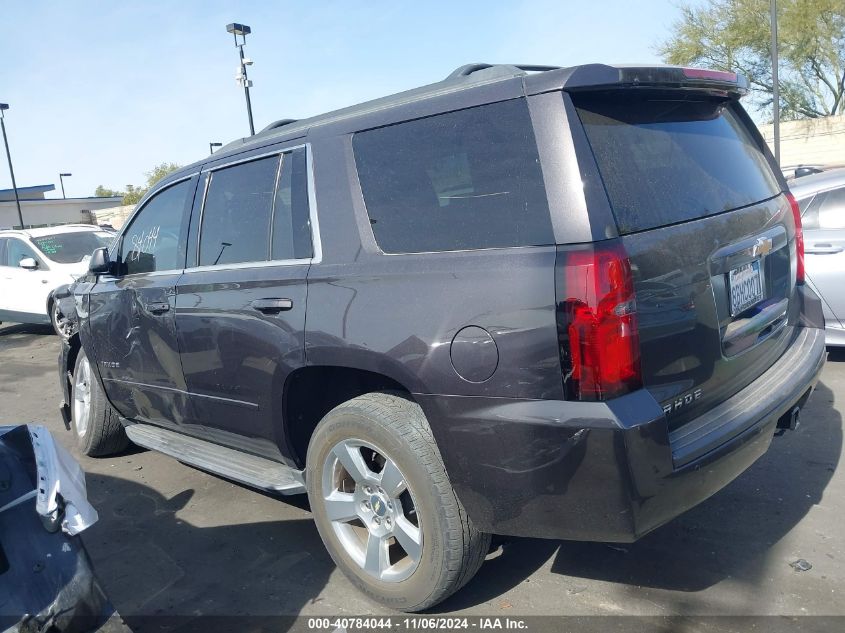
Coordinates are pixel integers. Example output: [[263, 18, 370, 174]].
[[0, 1, 683, 198]]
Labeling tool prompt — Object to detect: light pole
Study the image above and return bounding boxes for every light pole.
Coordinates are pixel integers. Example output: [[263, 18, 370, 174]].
[[226, 23, 255, 136], [209, 142, 222, 155], [59, 172, 72, 198], [0, 103, 24, 229]]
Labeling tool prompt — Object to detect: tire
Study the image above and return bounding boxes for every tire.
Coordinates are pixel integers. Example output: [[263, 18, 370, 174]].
[[306, 392, 490, 612], [50, 299, 74, 341], [71, 348, 129, 456]]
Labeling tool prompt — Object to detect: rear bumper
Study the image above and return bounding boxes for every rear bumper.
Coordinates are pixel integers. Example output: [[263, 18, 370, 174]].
[[419, 324, 826, 542]]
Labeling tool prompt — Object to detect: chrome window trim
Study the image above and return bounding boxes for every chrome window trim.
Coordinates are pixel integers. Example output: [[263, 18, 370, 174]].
[[305, 144, 323, 264], [182, 258, 310, 274]]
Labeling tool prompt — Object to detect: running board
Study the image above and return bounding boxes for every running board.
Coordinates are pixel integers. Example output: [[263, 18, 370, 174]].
[[124, 424, 305, 495]]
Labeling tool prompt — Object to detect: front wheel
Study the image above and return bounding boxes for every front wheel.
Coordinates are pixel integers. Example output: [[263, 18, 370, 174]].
[[51, 299, 74, 341], [306, 392, 490, 612], [72, 349, 129, 456]]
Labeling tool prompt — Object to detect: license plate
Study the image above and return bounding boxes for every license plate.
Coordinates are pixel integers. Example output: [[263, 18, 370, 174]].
[[729, 260, 764, 316]]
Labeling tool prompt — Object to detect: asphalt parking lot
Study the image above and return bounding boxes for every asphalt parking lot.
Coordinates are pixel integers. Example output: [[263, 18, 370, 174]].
[[2, 322, 844, 626]]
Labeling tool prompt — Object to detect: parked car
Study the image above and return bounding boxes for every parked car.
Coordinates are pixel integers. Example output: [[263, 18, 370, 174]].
[[790, 168, 845, 346], [56, 63, 826, 611], [782, 163, 845, 181], [0, 225, 114, 335]]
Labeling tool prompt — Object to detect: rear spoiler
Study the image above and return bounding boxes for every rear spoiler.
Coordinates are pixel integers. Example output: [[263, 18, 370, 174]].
[[525, 64, 749, 98]]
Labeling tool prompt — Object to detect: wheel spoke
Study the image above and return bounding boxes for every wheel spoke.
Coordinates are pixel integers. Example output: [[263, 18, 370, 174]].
[[324, 491, 358, 523], [379, 459, 406, 498], [364, 532, 389, 577], [393, 515, 422, 562], [333, 443, 376, 485]]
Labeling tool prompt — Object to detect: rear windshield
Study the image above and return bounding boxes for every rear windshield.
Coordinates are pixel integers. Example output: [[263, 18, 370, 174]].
[[31, 231, 113, 263], [573, 94, 781, 234]]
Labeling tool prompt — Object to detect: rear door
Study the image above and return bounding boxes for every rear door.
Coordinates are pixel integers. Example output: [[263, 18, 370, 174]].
[[801, 186, 845, 323], [571, 91, 793, 430], [85, 177, 196, 428], [174, 146, 313, 459]]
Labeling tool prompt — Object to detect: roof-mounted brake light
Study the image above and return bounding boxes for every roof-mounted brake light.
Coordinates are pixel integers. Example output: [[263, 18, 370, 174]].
[[682, 68, 738, 83]]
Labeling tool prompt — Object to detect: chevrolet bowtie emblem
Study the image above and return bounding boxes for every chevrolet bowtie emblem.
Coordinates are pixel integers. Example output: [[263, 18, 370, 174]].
[[752, 237, 773, 257]]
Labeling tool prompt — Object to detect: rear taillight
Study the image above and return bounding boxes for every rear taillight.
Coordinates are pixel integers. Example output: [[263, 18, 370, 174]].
[[556, 240, 642, 401], [786, 192, 805, 284]]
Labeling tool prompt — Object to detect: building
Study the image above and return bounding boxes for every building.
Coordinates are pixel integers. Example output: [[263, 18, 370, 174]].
[[758, 114, 845, 169], [0, 184, 123, 230], [91, 204, 136, 230]]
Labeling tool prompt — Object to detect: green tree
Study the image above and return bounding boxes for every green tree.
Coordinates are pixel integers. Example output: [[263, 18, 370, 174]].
[[659, 0, 845, 120], [94, 185, 123, 198], [93, 162, 181, 205]]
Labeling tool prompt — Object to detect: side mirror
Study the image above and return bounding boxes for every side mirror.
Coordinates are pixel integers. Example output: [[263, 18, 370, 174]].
[[88, 247, 112, 274], [19, 257, 39, 270]]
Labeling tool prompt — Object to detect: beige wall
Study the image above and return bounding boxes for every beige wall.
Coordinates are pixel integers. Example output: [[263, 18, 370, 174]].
[[0, 197, 123, 230], [758, 114, 845, 168], [91, 205, 136, 229]]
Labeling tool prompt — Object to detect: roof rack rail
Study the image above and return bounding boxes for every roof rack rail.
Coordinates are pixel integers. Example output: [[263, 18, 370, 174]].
[[260, 118, 299, 133], [446, 63, 561, 80]]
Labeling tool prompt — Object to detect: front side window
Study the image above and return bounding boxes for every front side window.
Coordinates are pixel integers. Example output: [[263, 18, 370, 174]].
[[5, 238, 39, 267], [121, 179, 192, 275], [353, 99, 553, 254], [199, 156, 279, 267]]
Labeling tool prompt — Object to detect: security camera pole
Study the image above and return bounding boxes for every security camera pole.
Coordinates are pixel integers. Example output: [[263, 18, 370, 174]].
[[226, 23, 255, 136], [0, 103, 24, 229]]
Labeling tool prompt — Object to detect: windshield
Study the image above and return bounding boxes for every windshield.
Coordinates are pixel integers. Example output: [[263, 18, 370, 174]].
[[573, 94, 781, 234], [31, 231, 114, 264]]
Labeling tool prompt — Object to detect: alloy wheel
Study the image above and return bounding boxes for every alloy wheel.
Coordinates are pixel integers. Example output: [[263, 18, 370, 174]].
[[321, 438, 423, 582]]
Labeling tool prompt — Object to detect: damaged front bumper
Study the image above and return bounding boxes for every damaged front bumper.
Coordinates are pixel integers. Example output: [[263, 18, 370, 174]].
[[0, 425, 113, 633]]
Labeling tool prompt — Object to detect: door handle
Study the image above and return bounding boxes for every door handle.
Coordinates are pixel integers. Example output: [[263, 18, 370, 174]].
[[251, 298, 293, 314], [145, 302, 171, 314], [805, 243, 844, 254]]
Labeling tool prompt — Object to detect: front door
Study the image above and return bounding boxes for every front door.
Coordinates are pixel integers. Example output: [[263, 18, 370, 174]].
[[85, 177, 196, 427], [803, 185, 845, 324], [175, 147, 314, 459], [1, 237, 53, 320]]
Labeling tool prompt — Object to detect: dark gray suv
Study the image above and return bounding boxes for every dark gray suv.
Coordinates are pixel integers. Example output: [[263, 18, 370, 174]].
[[58, 63, 826, 611]]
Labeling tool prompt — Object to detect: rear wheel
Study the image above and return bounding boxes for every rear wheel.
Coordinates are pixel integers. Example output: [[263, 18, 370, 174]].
[[72, 349, 129, 456], [306, 392, 490, 611]]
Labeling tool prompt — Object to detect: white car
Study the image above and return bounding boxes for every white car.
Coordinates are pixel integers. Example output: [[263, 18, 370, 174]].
[[0, 225, 114, 332]]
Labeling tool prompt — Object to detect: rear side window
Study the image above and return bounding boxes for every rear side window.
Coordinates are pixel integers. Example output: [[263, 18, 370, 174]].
[[353, 99, 553, 253], [200, 156, 279, 266], [573, 94, 781, 234], [803, 187, 845, 230], [272, 148, 313, 260]]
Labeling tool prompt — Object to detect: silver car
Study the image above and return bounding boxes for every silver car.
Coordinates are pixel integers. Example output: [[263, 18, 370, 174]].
[[791, 168, 845, 346]]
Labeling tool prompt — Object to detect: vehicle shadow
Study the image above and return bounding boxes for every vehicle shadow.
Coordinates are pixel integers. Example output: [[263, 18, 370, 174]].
[[81, 474, 333, 632], [0, 322, 54, 338], [547, 379, 841, 592]]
